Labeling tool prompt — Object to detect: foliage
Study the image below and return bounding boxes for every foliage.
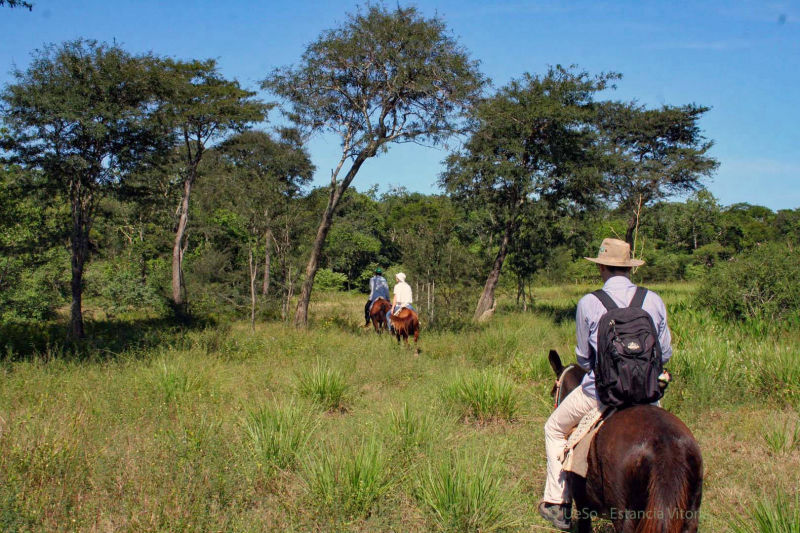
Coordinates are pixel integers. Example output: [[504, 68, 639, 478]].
[[262, 3, 486, 326], [696, 243, 800, 322], [312, 268, 347, 292], [1, 39, 174, 337], [442, 66, 615, 318], [598, 100, 718, 243]]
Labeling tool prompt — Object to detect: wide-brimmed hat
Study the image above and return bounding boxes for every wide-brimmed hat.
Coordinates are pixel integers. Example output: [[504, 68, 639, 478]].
[[584, 238, 645, 267], [396, 272, 406, 282]]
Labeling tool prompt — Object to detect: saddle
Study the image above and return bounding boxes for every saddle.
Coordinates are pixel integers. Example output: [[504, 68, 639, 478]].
[[559, 406, 615, 477]]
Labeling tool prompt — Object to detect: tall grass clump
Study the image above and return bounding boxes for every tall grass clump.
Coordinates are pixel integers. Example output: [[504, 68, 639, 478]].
[[763, 419, 800, 455], [296, 361, 350, 412], [389, 403, 437, 459], [729, 490, 800, 533], [445, 369, 519, 423], [696, 243, 800, 323], [415, 452, 519, 532], [155, 360, 200, 403], [303, 435, 394, 519], [244, 401, 318, 472]]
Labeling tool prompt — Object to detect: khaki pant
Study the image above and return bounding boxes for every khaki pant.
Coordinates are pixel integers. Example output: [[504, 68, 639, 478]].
[[543, 386, 602, 504]]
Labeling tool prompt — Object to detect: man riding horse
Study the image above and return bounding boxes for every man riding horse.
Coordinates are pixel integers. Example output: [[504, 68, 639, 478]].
[[386, 272, 415, 329], [363, 267, 390, 328], [539, 238, 674, 531]]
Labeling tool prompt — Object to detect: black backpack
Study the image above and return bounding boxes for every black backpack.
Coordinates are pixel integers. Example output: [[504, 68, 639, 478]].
[[592, 287, 663, 407]]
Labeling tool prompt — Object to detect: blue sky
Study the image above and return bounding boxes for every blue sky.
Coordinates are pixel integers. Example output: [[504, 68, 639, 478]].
[[1, 0, 798, 209]]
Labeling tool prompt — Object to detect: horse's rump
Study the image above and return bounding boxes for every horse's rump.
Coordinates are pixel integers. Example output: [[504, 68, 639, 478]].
[[390, 307, 419, 343], [584, 405, 702, 533], [370, 297, 390, 316]]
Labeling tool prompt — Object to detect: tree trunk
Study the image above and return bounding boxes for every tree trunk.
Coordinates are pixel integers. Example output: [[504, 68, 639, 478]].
[[249, 245, 257, 331], [172, 176, 193, 306], [262, 228, 272, 295], [69, 182, 92, 340], [293, 151, 371, 327], [625, 219, 636, 247], [70, 222, 88, 339], [473, 220, 513, 322]]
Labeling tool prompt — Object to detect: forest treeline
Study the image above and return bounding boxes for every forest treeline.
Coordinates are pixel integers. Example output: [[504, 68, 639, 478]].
[[1, 5, 798, 336]]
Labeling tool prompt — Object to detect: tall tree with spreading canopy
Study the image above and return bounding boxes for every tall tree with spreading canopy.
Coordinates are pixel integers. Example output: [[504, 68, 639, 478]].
[[442, 66, 614, 321], [597, 101, 718, 245], [262, 4, 486, 326], [165, 59, 268, 309], [1, 40, 172, 338]]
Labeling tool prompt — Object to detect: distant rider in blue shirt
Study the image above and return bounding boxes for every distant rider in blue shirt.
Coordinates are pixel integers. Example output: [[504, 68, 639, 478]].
[[364, 267, 390, 327]]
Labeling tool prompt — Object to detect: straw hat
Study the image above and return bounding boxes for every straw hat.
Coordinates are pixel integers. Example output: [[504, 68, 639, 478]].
[[584, 238, 645, 267]]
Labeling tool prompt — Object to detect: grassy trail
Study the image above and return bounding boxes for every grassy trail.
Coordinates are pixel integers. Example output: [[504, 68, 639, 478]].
[[1, 283, 798, 531]]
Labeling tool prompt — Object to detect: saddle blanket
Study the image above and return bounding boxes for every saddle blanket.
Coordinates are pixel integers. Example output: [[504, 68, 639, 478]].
[[559, 406, 614, 477]]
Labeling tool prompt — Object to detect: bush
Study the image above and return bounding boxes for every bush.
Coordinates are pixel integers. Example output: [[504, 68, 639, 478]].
[[696, 243, 800, 322], [86, 258, 167, 316], [313, 268, 348, 292]]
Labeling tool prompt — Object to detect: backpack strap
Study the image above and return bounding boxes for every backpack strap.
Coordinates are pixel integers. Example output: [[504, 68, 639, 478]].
[[592, 290, 618, 311], [630, 286, 648, 309]]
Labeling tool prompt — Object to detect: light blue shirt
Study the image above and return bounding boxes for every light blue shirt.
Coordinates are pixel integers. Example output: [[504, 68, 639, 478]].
[[369, 275, 390, 301], [575, 276, 672, 399]]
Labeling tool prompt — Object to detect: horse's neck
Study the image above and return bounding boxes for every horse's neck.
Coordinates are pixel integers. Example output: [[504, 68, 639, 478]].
[[559, 365, 587, 401]]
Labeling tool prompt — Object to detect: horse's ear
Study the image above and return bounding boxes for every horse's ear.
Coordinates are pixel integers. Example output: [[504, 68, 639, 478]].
[[548, 350, 564, 377]]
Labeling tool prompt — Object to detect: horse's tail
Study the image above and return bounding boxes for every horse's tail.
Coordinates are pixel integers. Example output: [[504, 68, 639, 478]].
[[636, 438, 702, 533]]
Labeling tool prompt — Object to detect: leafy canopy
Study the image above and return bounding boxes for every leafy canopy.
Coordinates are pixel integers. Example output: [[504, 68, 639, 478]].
[[262, 4, 486, 157]]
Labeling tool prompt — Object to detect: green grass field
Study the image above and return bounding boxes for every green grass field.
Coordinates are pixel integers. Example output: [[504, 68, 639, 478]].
[[1, 283, 798, 531]]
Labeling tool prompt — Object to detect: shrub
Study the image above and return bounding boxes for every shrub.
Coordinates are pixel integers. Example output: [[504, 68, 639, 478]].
[[244, 401, 317, 472], [296, 362, 350, 412], [696, 243, 800, 322], [303, 435, 393, 519], [86, 258, 167, 316], [313, 268, 347, 292], [415, 452, 519, 532], [444, 370, 518, 423]]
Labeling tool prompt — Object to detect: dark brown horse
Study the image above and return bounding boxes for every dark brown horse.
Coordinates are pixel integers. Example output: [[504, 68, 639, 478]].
[[369, 297, 391, 334], [389, 307, 419, 346], [548, 350, 703, 533]]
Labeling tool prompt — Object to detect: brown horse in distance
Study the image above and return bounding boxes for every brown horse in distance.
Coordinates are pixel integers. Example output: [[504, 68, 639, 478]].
[[369, 298, 391, 334], [548, 350, 703, 533], [389, 307, 419, 346]]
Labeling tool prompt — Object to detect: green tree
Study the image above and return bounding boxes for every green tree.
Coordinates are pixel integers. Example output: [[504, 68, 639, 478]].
[[263, 4, 486, 327], [196, 129, 313, 327], [164, 59, 268, 309], [598, 101, 718, 245], [442, 66, 612, 321], [1, 40, 172, 337]]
